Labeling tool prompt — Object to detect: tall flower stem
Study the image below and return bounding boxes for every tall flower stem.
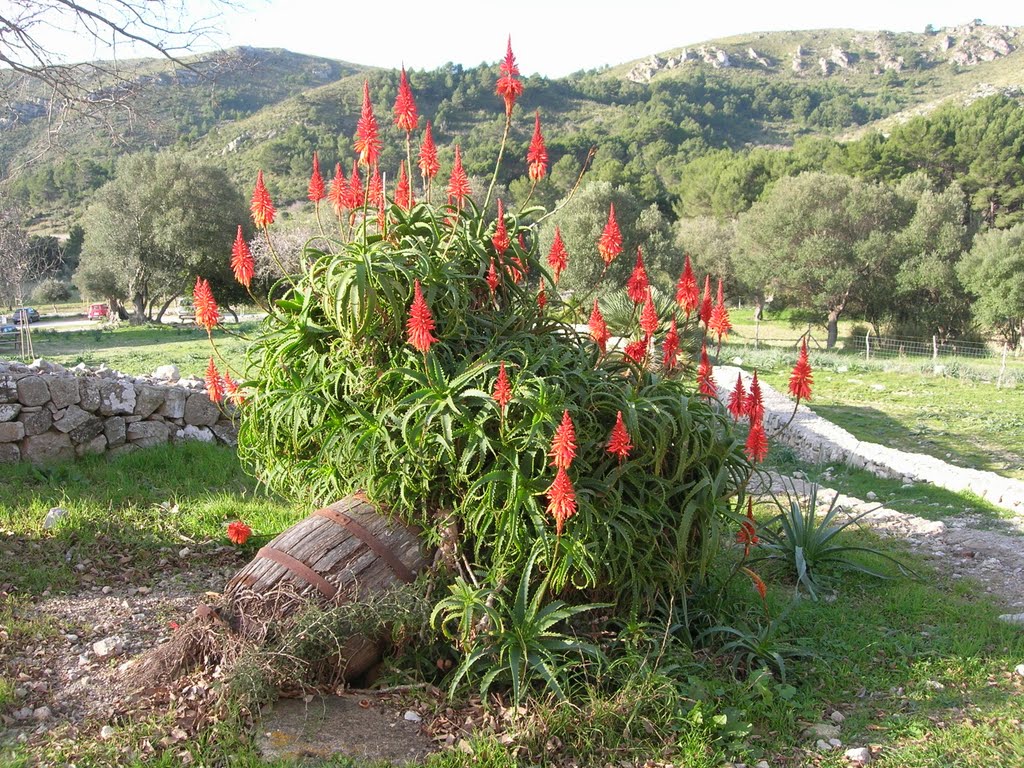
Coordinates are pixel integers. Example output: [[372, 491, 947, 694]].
[[482, 113, 512, 216], [263, 228, 297, 291]]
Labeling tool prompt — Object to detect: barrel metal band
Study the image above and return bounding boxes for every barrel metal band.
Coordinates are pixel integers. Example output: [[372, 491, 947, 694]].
[[314, 507, 416, 584], [256, 546, 338, 599]]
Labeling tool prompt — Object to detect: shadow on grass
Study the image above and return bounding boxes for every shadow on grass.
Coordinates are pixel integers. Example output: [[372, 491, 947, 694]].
[[0, 442, 302, 595]]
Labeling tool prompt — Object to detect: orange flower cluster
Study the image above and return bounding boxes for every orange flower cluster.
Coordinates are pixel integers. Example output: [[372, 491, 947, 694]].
[[406, 280, 437, 354], [492, 199, 511, 254], [230, 226, 254, 289], [495, 37, 524, 116], [193, 276, 219, 333], [697, 344, 716, 397], [493, 362, 512, 412], [789, 339, 814, 402], [547, 228, 568, 284], [588, 300, 609, 353], [675, 255, 699, 315], [227, 520, 252, 545], [527, 111, 548, 181], [447, 145, 471, 208], [546, 410, 578, 535], [626, 248, 649, 304], [606, 410, 632, 462], [393, 67, 418, 133], [597, 204, 623, 266]]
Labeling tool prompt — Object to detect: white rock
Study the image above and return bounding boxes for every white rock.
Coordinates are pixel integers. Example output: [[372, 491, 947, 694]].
[[925, 680, 945, 691], [805, 723, 841, 740], [100, 725, 116, 740], [844, 746, 872, 764], [755, 762, 770, 768], [32, 706, 52, 722], [42, 507, 69, 529], [12, 706, 33, 721], [865, 491, 878, 501], [92, 636, 124, 659], [403, 709, 422, 722], [999, 613, 1024, 626], [829, 738, 842, 747], [1015, 664, 1024, 678], [816, 739, 833, 751], [152, 364, 180, 382], [830, 710, 846, 723]]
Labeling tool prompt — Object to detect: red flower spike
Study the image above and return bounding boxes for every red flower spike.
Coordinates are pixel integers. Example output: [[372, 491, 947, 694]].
[[624, 338, 648, 365], [789, 339, 814, 402], [354, 80, 382, 167], [626, 248, 649, 304], [549, 409, 577, 470], [250, 170, 275, 229], [547, 227, 568, 284], [537, 284, 547, 313], [223, 371, 245, 406], [447, 145, 471, 209], [699, 275, 713, 327], [492, 199, 511, 254], [662, 318, 680, 371], [527, 110, 548, 181], [708, 278, 732, 341], [745, 418, 768, 463], [418, 121, 440, 180], [230, 226, 254, 289], [308, 152, 325, 203], [493, 361, 512, 411], [495, 36, 524, 117], [743, 566, 768, 601], [205, 357, 225, 404], [347, 162, 364, 209], [406, 280, 437, 354], [736, 498, 760, 557], [697, 344, 716, 397], [329, 163, 347, 216], [589, 300, 610, 353], [727, 373, 747, 420], [597, 203, 623, 266], [193, 276, 219, 333], [227, 520, 252, 546], [675, 254, 699, 315], [606, 410, 633, 463], [747, 371, 764, 423], [640, 293, 659, 338], [395, 163, 412, 210], [546, 466, 577, 536], [369, 166, 384, 211], [486, 259, 500, 293], [393, 67, 418, 133]]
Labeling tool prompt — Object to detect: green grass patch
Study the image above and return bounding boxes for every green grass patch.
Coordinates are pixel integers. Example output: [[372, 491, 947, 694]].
[[0, 442, 300, 595], [17, 321, 255, 378]]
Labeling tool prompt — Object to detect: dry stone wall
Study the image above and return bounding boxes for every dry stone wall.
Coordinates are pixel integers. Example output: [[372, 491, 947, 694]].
[[0, 359, 237, 465]]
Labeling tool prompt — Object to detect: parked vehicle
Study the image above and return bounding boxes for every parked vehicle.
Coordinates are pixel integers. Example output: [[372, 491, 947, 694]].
[[88, 302, 110, 321], [11, 307, 40, 324], [0, 318, 16, 334]]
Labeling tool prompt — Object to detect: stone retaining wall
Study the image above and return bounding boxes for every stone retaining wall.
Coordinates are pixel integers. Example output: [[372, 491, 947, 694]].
[[714, 365, 1024, 516], [0, 360, 237, 464]]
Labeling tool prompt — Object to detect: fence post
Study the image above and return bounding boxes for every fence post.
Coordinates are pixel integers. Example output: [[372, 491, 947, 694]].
[[754, 317, 760, 350], [998, 344, 1008, 389], [865, 332, 870, 361], [932, 335, 938, 364]]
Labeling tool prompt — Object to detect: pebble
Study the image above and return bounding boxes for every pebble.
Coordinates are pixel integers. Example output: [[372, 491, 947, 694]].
[[999, 613, 1024, 626], [42, 507, 69, 530], [925, 680, 945, 691], [403, 710, 422, 723], [1013, 664, 1024, 678], [64, 634, 79, 643], [92, 636, 124, 659], [830, 710, 845, 723], [32, 706, 52, 722], [828, 738, 842, 747], [100, 725, 116, 740], [816, 739, 833, 751], [844, 746, 872, 764], [755, 762, 770, 768], [865, 491, 878, 501]]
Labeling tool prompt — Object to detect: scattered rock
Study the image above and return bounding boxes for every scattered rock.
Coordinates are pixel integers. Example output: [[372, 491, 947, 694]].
[[403, 710, 422, 722], [816, 739, 834, 751], [830, 710, 846, 723], [100, 725, 116, 740], [32, 706, 52, 722], [845, 746, 872, 764], [804, 722, 841, 741], [92, 636, 124, 659], [999, 613, 1024, 626], [865, 491, 878, 501], [43, 507, 69, 530]]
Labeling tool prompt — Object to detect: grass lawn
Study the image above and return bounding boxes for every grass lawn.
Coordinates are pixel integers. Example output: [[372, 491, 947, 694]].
[[755, 366, 1024, 482], [11, 322, 255, 379], [2, 444, 1022, 767]]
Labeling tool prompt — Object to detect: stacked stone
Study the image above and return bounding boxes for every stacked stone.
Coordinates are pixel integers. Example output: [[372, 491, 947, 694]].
[[0, 360, 238, 465]]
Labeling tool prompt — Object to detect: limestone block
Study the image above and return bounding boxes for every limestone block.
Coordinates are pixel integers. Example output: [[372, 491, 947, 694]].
[[53, 405, 93, 434], [0, 403, 22, 422], [104, 417, 126, 447], [47, 377, 81, 409], [18, 409, 52, 436], [183, 392, 219, 427], [21, 432, 74, 464], [133, 384, 166, 418], [159, 388, 187, 419], [79, 379, 101, 412], [0, 421, 26, 442], [175, 425, 215, 443], [99, 380, 136, 416], [0, 443, 20, 463], [211, 420, 238, 446], [16, 377, 49, 407], [0, 375, 22, 404], [126, 420, 169, 447], [69, 416, 105, 445], [76, 434, 107, 457]]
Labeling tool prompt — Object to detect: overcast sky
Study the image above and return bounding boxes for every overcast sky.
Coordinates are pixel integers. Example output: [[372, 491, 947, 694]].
[[27, 0, 1024, 76]]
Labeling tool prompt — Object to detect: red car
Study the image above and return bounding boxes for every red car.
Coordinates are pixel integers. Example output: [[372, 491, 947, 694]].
[[88, 302, 109, 320]]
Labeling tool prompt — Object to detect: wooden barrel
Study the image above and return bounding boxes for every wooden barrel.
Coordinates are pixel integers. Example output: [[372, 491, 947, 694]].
[[224, 492, 430, 682]]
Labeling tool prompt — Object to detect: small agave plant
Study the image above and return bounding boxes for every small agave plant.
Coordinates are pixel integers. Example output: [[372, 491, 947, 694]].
[[752, 482, 917, 600]]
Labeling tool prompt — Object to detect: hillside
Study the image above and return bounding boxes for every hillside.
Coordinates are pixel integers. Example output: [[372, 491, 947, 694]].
[[3, 21, 1024, 231]]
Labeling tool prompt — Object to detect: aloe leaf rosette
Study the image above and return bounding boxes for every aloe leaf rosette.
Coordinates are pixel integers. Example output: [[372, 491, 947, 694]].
[[236, 195, 750, 613]]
